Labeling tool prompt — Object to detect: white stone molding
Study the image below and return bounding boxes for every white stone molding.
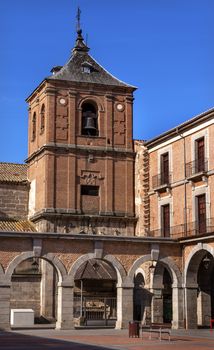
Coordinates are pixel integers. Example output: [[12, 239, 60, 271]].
[[157, 144, 173, 181], [5, 251, 67, 284], [184, 243, 214, 286], [191, 128, 209, 169], [128, 254, 182, 288], [77, 95, 105, 112], [68, 253, 126, 287], [128, 254, 151, 281], [158, 196, 173, 230], [134, 267, 146, 282], [158, 256, 182, 288], [191, 185, 210, 222]]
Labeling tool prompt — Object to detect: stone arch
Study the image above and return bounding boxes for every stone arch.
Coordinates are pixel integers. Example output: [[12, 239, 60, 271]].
[[77, 96, 105, 112], [134, 267, 146, 282], [69, 253, 126, 286], [104, 254, 127, 286], [0, 263, 5, 276], [184, 243, 214, 328], [158, 256, 182, 288], [128, 254, 182, 288], [184, 243, 214, 286], [5, 251, 67, 283], [128, 254, 151, 282]]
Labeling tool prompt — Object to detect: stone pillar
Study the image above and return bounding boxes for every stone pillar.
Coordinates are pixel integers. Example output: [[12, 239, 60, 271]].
[[185, 285, 198, 329], [56, 282, 74, 330], [40, 260, 55, 321], [151, 288, 163, 323], [197, 289, 211, 327], [0, 283, 11, 330], [115, 282, 134, 329], [172, 286, 183, 329]]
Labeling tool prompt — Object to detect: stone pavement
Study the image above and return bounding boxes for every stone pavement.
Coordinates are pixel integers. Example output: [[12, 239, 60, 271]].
[[0, 328, 214, 350]]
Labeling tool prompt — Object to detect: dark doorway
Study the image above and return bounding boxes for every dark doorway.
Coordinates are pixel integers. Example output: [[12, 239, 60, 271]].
[[163, 268, 172, 323]]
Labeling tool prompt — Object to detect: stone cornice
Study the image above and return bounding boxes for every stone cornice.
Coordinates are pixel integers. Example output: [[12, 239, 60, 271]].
[[29, 208, 137, 222], [0, 230, 178, 244], [25, 143, 135, 163]]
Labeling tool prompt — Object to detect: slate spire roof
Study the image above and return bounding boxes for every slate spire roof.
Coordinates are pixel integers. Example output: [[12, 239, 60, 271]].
[[49, 24, 136, 89]]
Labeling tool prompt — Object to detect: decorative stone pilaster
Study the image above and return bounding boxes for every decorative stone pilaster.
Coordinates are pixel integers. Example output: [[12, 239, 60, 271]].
[[172, 286, 184, 329], [185, 284, 198, 329], [115, 280, 134, 329], [0, 282, 11, 330], [56, 281, 74, 330], [151, 288, 163, 323], [197, 289, 211, 327]]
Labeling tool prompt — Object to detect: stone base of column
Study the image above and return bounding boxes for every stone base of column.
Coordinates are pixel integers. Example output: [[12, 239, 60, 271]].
[[55, 319, 74, 330], [115, 320, 129, 329], [0, 285, 11, 331]]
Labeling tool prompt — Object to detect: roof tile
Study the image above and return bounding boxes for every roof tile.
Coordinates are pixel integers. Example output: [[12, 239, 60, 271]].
[[0, 162, 27, 183]]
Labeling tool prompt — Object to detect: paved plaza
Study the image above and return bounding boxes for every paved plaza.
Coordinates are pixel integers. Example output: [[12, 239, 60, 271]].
[[0, 329, 214, 350]]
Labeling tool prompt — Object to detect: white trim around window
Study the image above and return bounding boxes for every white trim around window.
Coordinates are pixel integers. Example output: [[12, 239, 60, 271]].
[[191, 128, 209, 170]]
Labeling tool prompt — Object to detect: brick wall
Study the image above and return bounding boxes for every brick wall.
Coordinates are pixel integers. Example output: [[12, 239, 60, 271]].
[[0, 183, 29, 219]]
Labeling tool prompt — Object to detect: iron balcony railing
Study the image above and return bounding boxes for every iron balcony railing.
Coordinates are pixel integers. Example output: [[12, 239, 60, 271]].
[[185, 158, 208, 178], [148, 218, 214, 239], [152, 172, 172, 189]]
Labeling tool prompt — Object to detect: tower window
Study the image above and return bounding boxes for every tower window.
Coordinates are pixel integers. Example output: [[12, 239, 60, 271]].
[[31, 112, 36, 142], [82, 66, 91, 74], [81, 102, 98, 137], [81, 185, 99, 196], [40, 104, 45, 134]]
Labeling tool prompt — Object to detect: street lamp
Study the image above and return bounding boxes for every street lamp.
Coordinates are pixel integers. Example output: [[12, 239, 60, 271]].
[[149, 260, 157, 272], [202, 254, 211, 270]]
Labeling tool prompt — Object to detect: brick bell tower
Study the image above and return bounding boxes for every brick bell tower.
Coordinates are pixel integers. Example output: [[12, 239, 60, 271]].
[[26, 13, 136, 236]]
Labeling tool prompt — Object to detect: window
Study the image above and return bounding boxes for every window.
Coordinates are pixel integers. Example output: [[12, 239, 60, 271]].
[[161, 204, 170, 237], [195, 137, 205, 172], [161, 152, 169, 184], [197, 194, 206, 234], [82, 66, 91, 74], [81, 102, 98, 136], [31, 112, 36, 141], [81, 185, 99, 196], [40, 104, 45, 134]]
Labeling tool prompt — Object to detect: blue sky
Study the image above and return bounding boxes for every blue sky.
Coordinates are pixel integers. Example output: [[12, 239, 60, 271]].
[[0, 0, 213, 163]]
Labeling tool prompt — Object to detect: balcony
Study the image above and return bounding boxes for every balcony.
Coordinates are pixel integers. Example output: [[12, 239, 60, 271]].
[[185, 158, 208, 181], [148, 218, 214, 239], [152, 172, 171, 192]]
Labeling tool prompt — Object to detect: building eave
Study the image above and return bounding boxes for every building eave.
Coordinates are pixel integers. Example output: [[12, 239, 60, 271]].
[[145, 107, 214, 149]]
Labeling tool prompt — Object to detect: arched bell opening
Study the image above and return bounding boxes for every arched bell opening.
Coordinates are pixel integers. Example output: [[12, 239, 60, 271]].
[[81, 102, 99, 137], [10, 258, 59, 326], [73, 258, 117, 327]]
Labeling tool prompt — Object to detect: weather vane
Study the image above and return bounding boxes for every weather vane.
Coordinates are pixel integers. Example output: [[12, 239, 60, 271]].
[[76, 7, 81, 31]]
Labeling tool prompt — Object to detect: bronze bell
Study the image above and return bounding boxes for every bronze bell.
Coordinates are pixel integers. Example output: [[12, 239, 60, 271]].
[[83, 110, 97, 135], [84, 116, 96, 131]]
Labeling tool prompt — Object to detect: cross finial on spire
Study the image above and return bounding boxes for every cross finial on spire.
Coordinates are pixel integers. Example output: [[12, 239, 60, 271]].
[[73, 7, 90, 53], [76, 7, 81, 32]]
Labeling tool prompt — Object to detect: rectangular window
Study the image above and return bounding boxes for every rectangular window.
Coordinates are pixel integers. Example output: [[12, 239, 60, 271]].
[[195, 137, 205, 172], [197, 194, 206, 234], [81, 185, 99, 196], [161, 152, 169, 185], [161, 204, 170, 237]]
